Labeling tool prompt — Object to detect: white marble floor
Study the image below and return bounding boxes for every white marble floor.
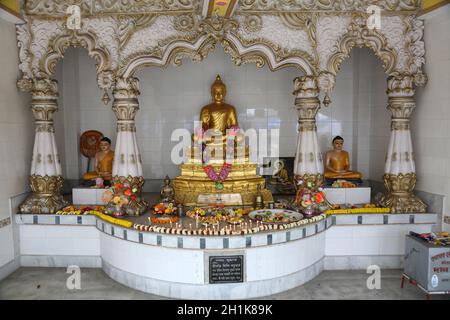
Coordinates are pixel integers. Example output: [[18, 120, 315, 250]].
[[0, 268, 449, 300]]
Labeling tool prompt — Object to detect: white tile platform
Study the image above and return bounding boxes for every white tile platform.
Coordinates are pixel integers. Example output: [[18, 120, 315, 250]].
[[323, 187, 371, 204], [72, 187, 109, 205], [14, 212, 437, 299]]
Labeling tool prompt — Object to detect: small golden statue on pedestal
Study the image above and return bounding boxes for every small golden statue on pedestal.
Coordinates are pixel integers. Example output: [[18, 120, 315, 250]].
[[173, 75, 273, 206], [160, 175, 175, 203], [324, 136, 362, 180]]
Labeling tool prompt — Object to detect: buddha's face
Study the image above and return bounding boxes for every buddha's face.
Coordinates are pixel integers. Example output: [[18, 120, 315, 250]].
[[332, 139, 344, 151], [212, 86, 226, 104], [99, 141, 111, 152]]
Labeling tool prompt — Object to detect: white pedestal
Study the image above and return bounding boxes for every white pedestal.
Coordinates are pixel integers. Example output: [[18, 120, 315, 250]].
[[72, 188, 109, 205], [323, 187, 371, 205]]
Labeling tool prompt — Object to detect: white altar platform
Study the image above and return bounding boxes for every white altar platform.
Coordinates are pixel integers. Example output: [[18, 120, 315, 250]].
[[14, 212, 437, 299], [323, 187, 371, 205], [72, 187, 108, 205]]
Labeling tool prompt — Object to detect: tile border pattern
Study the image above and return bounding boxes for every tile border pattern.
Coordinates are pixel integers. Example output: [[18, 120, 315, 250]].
[[15, 213, 438, 250]]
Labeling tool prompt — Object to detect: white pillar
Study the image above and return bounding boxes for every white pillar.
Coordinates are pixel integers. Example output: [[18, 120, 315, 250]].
[[19, 78, 68, 214], [112, 77, 147, 215], [293, 76, 324, 188], [379, 74, 426, 213]]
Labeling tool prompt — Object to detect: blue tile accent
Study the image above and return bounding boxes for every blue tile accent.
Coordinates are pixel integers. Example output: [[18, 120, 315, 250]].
[[302, 228, 306, 238], [157, 235, 162, 246], [177, 237, 183, 248], [246, 237, 252, 248], [138, 233, 143, 243], [102, 223, 105, 232], [409, 215, 415, 224], [267, 234, 272, 245], [357, 216, 363, 225], [325, 219, 327, 229], [315, 224, 318, 233], [111, 227, 115, 236], [55, 216, 60, 225], [33, 216, 38, 224], [383, 215, 389, 224], [223, 238, 229, 249], [200, 238, 205, 249], [286, 231, 291, 242], [332, 216, 336, 225], [123, 230, 127, 240]]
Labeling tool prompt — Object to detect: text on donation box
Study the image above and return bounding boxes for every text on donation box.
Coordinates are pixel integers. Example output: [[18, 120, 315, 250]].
[[209, 255, 244, 283]]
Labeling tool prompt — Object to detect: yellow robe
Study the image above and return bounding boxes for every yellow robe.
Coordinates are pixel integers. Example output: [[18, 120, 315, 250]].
[[83, 150, 114, 180]]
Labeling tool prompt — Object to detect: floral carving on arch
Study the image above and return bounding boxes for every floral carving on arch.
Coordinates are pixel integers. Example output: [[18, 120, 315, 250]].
[[40, 30, 115, 90], [327, 14, 397, 77], [119, 15, 315, 78]]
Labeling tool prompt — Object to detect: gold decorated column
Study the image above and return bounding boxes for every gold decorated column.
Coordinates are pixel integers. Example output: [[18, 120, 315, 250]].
[[111, 77, 147, 215], [19, 78, 68, 214], [379, 74, 427, 213], [293, 75, 324, 189]]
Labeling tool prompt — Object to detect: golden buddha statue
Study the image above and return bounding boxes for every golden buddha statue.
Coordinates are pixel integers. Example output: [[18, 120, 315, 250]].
[[173, 75, 273, 206], [83, 137, 114, 181], [324, 136, 362, 180], [201, 75, 238, 134]]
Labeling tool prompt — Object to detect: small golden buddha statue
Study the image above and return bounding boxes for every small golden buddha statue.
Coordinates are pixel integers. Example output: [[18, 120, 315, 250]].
[[195, 75, 239, 143], [160, 175, 175, 203], [83, 137, 114, 181], [324, 136, 362, 180]]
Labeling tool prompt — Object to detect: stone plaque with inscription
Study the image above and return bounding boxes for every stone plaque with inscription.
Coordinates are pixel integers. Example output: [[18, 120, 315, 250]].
[[209, 255, 244, 284]]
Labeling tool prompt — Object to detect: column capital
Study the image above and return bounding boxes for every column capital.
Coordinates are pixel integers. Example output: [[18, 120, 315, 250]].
[[293, 75, 319, 99], [31, 78, 59, 98], [387, 73, 414, 98], [113, 76, 140, 99]]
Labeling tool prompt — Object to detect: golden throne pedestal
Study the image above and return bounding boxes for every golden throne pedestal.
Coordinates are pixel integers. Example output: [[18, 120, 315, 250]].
[[173, 143, 273, 206]]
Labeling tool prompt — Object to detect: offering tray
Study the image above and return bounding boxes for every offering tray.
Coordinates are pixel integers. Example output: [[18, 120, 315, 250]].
[[249, 209, 303, 224]]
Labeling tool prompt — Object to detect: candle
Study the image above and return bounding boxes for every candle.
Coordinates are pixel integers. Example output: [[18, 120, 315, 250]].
[[189, 223, 192, 230]]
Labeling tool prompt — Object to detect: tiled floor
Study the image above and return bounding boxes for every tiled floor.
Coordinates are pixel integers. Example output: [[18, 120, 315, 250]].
[[1, 268, 449, 300]]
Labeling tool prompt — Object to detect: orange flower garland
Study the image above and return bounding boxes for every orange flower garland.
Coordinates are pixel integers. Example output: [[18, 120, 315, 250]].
[[150, 216, 179, 224]]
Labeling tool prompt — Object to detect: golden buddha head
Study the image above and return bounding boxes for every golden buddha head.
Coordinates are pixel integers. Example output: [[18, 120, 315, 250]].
[[332, 136, 344, 151], [99, 137, 112, 152], [211, 75, 226, 104]]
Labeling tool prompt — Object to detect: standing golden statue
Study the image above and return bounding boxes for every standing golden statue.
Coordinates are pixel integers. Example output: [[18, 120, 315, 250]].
[[324, 136, 361, 180]]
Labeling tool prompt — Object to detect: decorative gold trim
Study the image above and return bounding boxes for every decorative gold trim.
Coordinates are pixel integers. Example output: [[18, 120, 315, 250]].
[[39, 29, 113, 90], [19, 175, 68, 214], [327, 14, 397, 76], [378, 173, 427, 213]]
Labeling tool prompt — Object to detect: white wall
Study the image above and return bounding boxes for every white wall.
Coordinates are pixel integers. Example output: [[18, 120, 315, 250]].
[[0, 17, 34, 275], [414, 4, 450, 230], [59, 47, 391, 182]]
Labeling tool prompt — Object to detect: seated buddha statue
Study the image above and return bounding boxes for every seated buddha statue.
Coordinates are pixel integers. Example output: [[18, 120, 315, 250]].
[[193, 75, 240, 144], [83, 137, 114, 182], [324, 136, 362, 180]]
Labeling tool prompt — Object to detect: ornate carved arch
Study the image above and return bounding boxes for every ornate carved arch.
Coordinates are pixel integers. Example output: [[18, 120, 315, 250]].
[[327, 15, 397, 76], [120, 34, 217, 78], [120, 16, 314, 78], [39, 30, 114, 90]]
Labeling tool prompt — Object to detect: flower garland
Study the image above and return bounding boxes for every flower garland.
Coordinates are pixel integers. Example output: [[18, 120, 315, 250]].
[[56, 206, 133, 228], [197, 126, 240, 190]]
